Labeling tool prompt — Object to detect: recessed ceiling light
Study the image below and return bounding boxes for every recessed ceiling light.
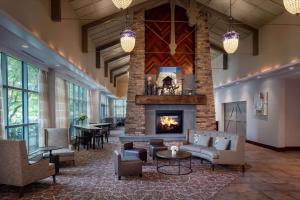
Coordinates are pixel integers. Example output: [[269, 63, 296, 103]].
[[289, 66, 295, 70], [55, 64, 60, 67], [21, 44, 29, 49], [257, 76, 262, 79]]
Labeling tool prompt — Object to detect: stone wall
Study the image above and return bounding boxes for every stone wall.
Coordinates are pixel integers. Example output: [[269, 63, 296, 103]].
[[194, 13, 216, 130], [125, 10, 146, 134]]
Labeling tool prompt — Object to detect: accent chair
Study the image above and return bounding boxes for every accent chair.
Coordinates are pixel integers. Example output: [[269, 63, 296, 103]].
[[44, 128, 75, 165], [0, 140, 56, 197], [113, 150, 143, 180]]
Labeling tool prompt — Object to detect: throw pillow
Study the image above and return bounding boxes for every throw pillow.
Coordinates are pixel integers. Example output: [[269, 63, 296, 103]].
[[194, 134, 210, 146], [214, 137, 230, 150]]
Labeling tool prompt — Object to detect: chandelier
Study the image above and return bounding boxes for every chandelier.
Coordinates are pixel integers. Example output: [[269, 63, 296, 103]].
[[223, 0, 239, 54], [283, 0, 300, 15], [120, 29, 136, 52], [112, 0, 133, 9], [223, 31, 239, 54]]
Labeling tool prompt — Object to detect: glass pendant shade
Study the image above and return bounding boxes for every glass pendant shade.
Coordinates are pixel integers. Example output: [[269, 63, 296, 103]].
[[283, 0, 300, 14], [223, 30, 239, 54], [112, 0, 133, 9], [120, 29, 136, 52]]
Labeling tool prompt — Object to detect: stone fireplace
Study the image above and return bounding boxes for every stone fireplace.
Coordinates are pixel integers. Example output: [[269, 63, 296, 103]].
[[125, 3, 216, 136], [156, 110, 183, 134]]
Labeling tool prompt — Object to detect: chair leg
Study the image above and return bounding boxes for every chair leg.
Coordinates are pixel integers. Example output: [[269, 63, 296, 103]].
[[52, 175, 56, 184], [139, 174, 142, 177], [72, 160, 76, 166], [242, 165, 245, 173], [19, 186, 24, 198], [211, 164, 215, 171], [118, 176, 121, 180]]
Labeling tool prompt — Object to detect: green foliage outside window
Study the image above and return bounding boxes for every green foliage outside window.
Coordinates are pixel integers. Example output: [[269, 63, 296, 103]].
[[1, 53, 40, 153]]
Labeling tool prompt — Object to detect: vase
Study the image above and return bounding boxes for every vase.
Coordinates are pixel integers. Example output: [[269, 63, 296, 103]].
[[171, 150, 177, 156]]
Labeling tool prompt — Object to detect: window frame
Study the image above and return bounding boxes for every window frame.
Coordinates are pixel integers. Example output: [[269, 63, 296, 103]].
[[1, 53, 40, 153]]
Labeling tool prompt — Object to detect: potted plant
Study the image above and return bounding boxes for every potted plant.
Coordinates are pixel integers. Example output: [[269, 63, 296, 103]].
[[76, 113, 88, 125]]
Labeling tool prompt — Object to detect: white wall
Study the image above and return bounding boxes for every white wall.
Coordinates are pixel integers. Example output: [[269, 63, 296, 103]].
[[213, 12, 300, 87], [285, 79, 300, 147], [0, 0, 117, 94], [215, 76, 286, 148]]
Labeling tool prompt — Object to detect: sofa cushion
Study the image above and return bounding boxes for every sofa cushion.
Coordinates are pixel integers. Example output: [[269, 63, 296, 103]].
[[200, 147, 219, 159], [214, 137, 230, 150], [180, 144, 202, 152], [194, 134, 210, 146]]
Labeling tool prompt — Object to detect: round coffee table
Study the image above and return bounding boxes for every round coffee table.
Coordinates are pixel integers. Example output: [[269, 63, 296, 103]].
[[156, 150, 192, 175]]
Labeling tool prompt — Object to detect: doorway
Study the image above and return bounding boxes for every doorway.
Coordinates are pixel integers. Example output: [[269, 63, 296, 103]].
[[224, 101, 247, 136]]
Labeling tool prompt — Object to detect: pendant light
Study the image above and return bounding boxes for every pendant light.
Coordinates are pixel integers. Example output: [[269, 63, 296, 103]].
[[223, 0, 239, 54], [283, 0, 300, 15], [112, 0, 133, 10], [120, 14, 136, 52]]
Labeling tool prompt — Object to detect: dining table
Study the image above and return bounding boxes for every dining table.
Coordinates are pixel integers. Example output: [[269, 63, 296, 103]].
[[90, 123, 112, 143], [73, 125, 102, 149]]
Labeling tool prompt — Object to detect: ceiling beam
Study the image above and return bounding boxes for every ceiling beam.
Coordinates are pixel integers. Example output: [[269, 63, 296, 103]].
[[95, 40, 120, 68], [51, 0, 61, 22], [81, 0, 168, 52], [114, 71, 128, 87], [104, 53, 130, 77], [110, 63, 129, 83], [210, 43, 228, 70], [197, 2, 259, 56]]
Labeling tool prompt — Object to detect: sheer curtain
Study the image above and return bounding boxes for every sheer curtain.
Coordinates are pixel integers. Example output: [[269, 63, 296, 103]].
[[39, 70, 50, 146], [88, 90, 99, 123], [0, 64, 4, 139], [55, 78, 69, 128]]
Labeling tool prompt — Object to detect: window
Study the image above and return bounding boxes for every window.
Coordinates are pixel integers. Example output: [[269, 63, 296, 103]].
[[68, 82, 87, 138], [100, 94, 109, 120], [114, 99, 126, 118], [1, 53, 40, 153]]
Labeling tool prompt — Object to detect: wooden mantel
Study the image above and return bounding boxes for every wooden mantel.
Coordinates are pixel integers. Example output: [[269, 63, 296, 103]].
[[135, 95, 207, 105]]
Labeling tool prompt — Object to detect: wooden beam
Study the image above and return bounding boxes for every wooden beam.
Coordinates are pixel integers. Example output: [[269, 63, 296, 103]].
[[51, 0, 61, 22], [135, 95, 207, 105], [198, 2, 259, 56], [81, 0, 168, 52], [110, 63, 129, 83], [114, 71, 128, 87], [96, 50, 100, 68], [95, 40, 120, 68], [210, 43, 228, 70], [105, 53, 130, 77]]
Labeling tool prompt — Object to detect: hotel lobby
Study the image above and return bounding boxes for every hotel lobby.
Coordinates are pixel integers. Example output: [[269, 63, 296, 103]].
[[0, 0, 300, 199]]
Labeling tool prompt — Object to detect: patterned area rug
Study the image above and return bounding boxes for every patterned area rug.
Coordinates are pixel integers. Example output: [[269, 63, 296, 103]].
[[0, 135, 240, 200]]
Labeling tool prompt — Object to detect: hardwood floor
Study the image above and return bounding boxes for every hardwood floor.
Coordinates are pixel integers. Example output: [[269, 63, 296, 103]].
[[213, 143, 300, 200]]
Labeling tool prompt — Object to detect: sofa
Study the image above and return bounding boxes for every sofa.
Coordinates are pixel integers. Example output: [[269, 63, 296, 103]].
[[44, 128, 75, 165], [180, 129, 245, 171], [0, 140, 56, 197]]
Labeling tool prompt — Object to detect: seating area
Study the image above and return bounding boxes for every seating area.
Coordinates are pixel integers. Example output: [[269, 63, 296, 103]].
[[1, 0, 300, 199]]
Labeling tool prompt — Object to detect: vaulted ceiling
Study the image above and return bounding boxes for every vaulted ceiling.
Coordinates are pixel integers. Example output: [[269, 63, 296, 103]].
[[68, 0, 285, 89]]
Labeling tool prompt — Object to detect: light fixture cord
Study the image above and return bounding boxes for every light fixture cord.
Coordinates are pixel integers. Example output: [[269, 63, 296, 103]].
[[229, 0, 233, 31]]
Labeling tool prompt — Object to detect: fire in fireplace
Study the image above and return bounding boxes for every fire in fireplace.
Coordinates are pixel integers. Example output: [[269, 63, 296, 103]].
[[156, 110, 183, 134]]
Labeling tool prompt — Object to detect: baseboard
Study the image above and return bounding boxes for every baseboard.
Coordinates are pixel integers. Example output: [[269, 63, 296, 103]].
[[246, 140, 300, 152]]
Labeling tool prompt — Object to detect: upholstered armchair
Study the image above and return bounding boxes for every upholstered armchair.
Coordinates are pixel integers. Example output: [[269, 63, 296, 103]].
[[44, 128, 75, 165], [123, 142, 147, 162], [149, 139, 168, 160], [0, 140, 56, 197], [113, 150, 143, 180]]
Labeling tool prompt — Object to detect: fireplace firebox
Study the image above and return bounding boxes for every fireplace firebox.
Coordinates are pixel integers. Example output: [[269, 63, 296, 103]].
[[156, 110, 183, 134]]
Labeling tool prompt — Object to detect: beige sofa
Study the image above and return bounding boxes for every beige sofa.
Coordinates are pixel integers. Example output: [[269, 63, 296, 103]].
[[44, 128, 75, 165], [0, 140, 56, 197], [180, 130, 245, 171]]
